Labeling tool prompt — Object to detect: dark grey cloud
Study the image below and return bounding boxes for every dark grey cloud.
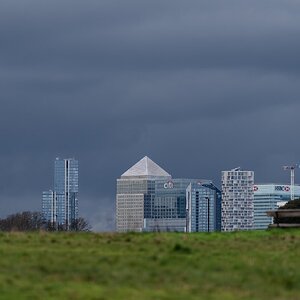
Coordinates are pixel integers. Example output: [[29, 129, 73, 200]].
[[0, 0, 300, 230]]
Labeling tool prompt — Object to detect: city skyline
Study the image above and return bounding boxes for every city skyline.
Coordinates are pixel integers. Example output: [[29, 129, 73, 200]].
[[1, 1, 300, 231], [1, 153, 300, 231]]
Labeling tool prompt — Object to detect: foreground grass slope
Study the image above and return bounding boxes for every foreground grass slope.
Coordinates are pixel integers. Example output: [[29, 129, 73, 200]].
[[0, 230, 300, 300]]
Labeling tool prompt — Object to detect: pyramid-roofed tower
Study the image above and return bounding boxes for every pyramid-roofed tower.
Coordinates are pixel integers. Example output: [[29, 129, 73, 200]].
[[121, 156, 171, 179]]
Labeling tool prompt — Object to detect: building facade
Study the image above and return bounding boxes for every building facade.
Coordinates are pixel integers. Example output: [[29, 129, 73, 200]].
[[222, 168, 254, 231], [186, 182, 222, 232], [116, 156, 221, 232], [253, 184, 300, 229], [144, 179, 195, 232], [42, 158, 79, 229], [116, 156, 171, 232]]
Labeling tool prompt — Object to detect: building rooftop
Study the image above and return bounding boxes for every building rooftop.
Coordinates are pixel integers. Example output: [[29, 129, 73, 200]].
[[121, 156, 171, 179], [255, 183, 300, 186]]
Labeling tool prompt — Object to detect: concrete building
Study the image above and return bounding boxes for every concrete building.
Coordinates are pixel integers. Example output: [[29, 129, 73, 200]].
[[42, 158, 79, 229], [222, 168, 254, 231], [253, 184, 300, 229]]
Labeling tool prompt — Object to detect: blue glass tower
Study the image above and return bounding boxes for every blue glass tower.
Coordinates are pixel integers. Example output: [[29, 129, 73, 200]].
[[186, 182, 222, 232], [143, 179, 194, 232], [42, 158, 79, 229]]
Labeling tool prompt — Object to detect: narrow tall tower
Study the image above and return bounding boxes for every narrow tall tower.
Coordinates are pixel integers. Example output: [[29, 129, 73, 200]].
[[221, 168, 254, 231], [42, 158, 79, 229]]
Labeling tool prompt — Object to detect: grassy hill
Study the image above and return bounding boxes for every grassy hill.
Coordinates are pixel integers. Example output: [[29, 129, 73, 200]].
[[0, 230, 300, 299]]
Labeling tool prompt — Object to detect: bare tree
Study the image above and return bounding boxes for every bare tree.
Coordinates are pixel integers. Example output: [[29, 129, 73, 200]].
[[0, 211, 44, 231], [70, 217, 91, 231]]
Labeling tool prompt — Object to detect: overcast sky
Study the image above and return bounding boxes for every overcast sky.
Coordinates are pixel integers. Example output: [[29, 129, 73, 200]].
[[1, 0, 300, 230]]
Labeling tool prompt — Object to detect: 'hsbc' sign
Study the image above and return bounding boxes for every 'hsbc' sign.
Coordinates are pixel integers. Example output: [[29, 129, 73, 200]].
[[253, 185, 291, 192], [275, 186, 290, 192]]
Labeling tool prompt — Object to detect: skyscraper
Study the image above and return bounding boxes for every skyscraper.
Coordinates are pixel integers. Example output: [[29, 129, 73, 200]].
[[186, 182, 222, 232], [42, 158, 79, 229], [116, 156, 171, 232], [144, 178, 195, 232], [221, 168, 254, 231]]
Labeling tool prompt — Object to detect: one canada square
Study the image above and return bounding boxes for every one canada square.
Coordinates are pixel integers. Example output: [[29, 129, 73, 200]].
[[42, 158, 79, 229]]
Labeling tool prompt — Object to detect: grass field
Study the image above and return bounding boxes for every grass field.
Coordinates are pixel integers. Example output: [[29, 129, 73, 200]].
[[0, 230, 300, 300]]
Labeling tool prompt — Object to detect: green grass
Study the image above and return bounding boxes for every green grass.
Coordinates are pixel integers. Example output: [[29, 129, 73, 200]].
[[0, 230, 300, 299]]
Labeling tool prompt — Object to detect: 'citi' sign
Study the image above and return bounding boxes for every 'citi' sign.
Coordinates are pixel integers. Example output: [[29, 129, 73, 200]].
[[164, 181, 174, 189]]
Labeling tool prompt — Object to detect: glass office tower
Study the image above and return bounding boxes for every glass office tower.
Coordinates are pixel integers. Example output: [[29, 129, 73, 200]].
[[42, 158, 79, 229], [186, 182, 222, 232], [143, 179, 195, 232], [253, 184, 300, 229]]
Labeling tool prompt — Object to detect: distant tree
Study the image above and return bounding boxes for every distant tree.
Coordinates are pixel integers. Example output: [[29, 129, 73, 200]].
[[41, 218, 91, 232], [0, 211, 44, 231], [70, 217, 91, 232], [43, 221, 65, 231], [0, 212, 91, 232]]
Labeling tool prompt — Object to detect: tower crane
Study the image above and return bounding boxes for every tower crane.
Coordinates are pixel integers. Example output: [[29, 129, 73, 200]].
[[283, 164, 300, 201]]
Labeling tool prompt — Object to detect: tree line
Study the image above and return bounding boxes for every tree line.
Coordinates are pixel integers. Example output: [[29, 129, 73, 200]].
[[0, 211, 91, 232]]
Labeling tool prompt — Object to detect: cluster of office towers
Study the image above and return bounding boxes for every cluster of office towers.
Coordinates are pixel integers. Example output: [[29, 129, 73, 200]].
[[116, 156, 299, 232], [41, 156, 299, 231]]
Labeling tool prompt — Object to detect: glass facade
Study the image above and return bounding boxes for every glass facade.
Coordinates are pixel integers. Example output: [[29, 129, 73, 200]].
[[253, 184, 300, 229], [42, 190, 55, 223], [42, 158, 78, 228], [149, 179, 192, 219], [186, 182, 221, 232], [143, 179, 195, 232], [143, 179, 221, 232], [116, 156, 221, 233]]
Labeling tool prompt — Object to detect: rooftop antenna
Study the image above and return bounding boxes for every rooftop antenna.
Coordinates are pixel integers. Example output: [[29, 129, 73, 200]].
[[231, 167, 241, 171], [283, 164, 300, 201]]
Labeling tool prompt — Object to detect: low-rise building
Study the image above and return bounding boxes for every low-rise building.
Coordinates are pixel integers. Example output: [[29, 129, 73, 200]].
[[253, 184, 300, 229]]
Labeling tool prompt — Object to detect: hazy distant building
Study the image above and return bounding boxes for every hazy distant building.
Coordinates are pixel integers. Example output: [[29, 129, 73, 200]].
[[116, 156, 171, 232], [42, 158, 79, 229], [186, 182, 222, 232], [221, 168, 254, 231], [253, 184, 300, 229]]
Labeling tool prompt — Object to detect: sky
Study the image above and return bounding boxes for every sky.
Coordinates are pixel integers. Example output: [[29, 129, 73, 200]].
[[1, 0, 300, 230]]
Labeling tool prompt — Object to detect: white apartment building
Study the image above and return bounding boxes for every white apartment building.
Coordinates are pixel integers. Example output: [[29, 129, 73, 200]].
[[222, 168, 254, 231]]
